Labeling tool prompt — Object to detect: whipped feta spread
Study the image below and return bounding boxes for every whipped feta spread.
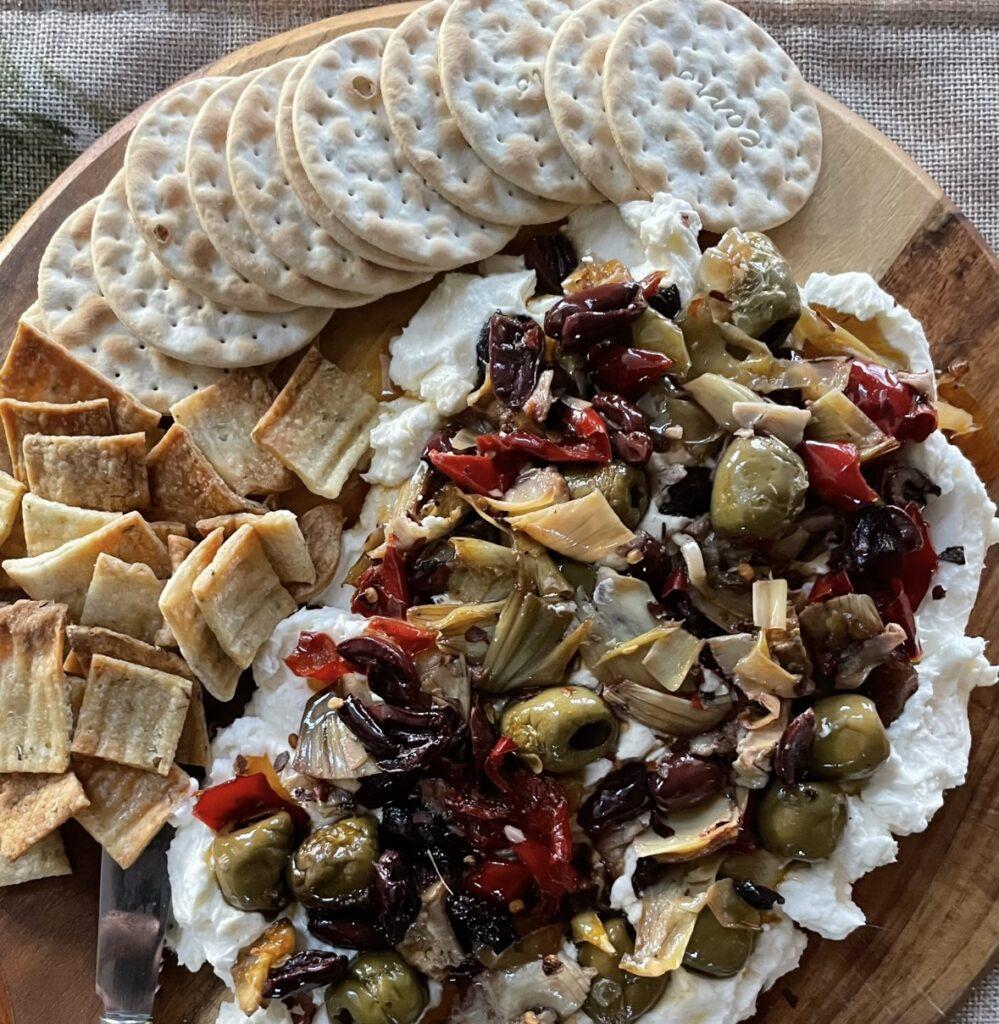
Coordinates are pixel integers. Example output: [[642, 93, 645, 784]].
[[365, 398, 442, 486]]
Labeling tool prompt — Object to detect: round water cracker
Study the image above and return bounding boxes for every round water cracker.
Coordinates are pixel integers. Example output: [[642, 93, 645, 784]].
[[381, 1, 574, 227], [227, 60, 428, 297], [187, 72, 367, 310], [37, 198, 222, 412], [545, 0, 648, 203], [293, 29, 516, 271], [124, 78, 297, 315], [437, 0, 602, 206], [603, 0, 822, 232], [92, 172, 333, 370], [276, 57, 428, 274]]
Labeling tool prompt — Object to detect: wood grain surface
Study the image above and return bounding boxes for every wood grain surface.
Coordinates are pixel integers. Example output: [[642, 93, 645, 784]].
[[0, 5, 997, 1024]]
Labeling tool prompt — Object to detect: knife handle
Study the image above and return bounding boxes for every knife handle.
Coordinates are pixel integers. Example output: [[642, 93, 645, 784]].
[[100, 1014, 152, 1023]]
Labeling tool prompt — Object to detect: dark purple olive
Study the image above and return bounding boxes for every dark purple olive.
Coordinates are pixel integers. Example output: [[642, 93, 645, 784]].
[[543, 281, 646, 349], [577, 762, 652, 834], [373, 850, 421, 944], [846, 504, 923, 577], [860, 658, 918, 726], [263, 950, 349, 999], [337, 695, 398, 758], [307, 913, 386, 949], [661, 467, 713, 517], [337, 636, 424, 707], [734, 880, 785, 910], [773, 709, 815, 785], [879, 465, 940, 508], [592, 392, 646, 433], [649, 753, 726, 814], [446, 891, 517, 952], [612, 430, 653, 465], [648, 282, 682, 320], [487, 312, 544, 409], [523, 233, 578, 295]]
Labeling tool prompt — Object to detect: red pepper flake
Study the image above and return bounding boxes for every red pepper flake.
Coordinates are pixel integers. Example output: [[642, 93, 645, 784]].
[[193, 772, 309, 832], [284, 631, 353, 682], [799, 440, 879, 510]]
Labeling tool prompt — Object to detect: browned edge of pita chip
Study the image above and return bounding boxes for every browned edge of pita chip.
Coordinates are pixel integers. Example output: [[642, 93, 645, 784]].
[[21, 492, 120, 556], [0, 397, 114, 482], [147, 424, 264, 528], [196, 510, 316, 585], [170, 370, 295, 497], [0, 830, 71, 887], [0, 322, 160, 437], [289, 503, 345, 604], [74, 755, 192, 868], [80, 552, 166, 645], [0, 771, 89, 860], [159, 529, 241, 701], [0, 600, 70, 773]]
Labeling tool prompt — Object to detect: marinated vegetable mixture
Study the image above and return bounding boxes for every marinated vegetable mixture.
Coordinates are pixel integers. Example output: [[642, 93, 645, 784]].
[[194, 228, 954, 1022]]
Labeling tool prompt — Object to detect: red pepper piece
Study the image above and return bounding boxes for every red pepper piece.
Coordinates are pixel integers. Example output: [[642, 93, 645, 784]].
[[898, 502, 938, 609], [193, 772, 309, 832], [484, 736, 517, 794], [476, 404, 613, 465], [808, 570, 854, 604], [661, 567, 689, 599], [846, 360, 938, 443], [800, 440, 879, 510], [466, 858, 533, 904], [351, 545, 410, 619], [365, 617, 437, 657], [588, 345, 672, 399], [513, 836, 583, 904], [877, 578, 922, 661], [285, 631, 354, 682], [427, 449, 524, 496]]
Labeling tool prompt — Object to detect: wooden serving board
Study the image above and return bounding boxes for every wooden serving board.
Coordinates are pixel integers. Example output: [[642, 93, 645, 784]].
[[1, 5, 998, 1024]]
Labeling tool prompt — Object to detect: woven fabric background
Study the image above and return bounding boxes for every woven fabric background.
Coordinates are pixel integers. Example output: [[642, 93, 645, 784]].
[[1, 0, 997, 1020]]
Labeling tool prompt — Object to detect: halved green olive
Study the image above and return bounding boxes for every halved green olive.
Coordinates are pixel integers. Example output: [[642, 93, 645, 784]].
[[288, 817, 379, 906], [211, 811, 294, 912], [710, 435, 807, 539], [758, 781, 846, 861], [325, 951, 427, 1024], [579, 917, 669, 1024], [563, 463, 649, 529], [810, 694, 890, 780], [501, 686, 617, 773], [682, 908, 756, 978], [652, 397, 724, 466]]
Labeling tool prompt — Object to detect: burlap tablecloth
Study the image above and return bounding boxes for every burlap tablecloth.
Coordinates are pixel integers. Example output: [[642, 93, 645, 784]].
[[1, 0, 997, 1020]]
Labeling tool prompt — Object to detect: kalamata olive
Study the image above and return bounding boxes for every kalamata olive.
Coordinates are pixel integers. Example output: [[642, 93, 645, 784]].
[[773, 708, 815, 785], [263, 950, 349, 999], [211, 811, 294, 912], [487, 312, 544, 409], [660, 466, 713, 517], [681, 908, 756, 978], [337, 636, 424, 707], [523, 233, 578, 294], [809, 694, 890, 780], [289, 817, 380, 906], [577, 762, 653, 835], [860, 657, 918, 726], [879, 465, 941, 508], [308, 912, 385, 950], [373, 850, 420, 945], [588, 343, 673, 400], [446, 891, 518, 952], [579, 917, 669, 1024], [734, 880, 785, 910], [649, 753, 725, 814], [563, 462, 649, 528], [846, 504, 922, 577], [757, 781, 846, 861], [325, 951, 427, 1024], [544, 281, 647, 348], [612, 431, 653, 465], [592, 393, 646, 433], [647, 282, 682, 321]]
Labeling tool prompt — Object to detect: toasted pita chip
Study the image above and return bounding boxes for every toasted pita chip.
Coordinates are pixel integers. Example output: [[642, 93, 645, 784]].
[[0, 771, 89, 860], [0, 398, 115, 482], [73, 755, 192, 868], [0, 601, 70, 773], [21, 493, 121, 556], [159, 529, 241, 700], [22, 432, 149, 513], [0, 321, 159, 437], [65, 673, 87, 727], [147, 424, 263, 527], [3, 512, 170, 619], [65, 624, 194, 680], [251, 348, 377, 500], [175, 680, 211, 770], [72, 654, 191, 775], [192, 524, 296, 669], [171, 371, 295, 496], [168, 534, 196, 571], [149, 521, 188, 545], [0, 471, 25, 547], [0, 830, 71, 887], [0, 513, 26, 590], [289, 503, 345, 604], [79, 553, 167, 645], [196, 510, 316, 585], [65, 651, 84, 677]]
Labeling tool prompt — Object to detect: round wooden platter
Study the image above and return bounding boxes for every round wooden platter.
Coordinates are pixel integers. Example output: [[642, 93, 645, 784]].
[[1, 4, 999, 1024]]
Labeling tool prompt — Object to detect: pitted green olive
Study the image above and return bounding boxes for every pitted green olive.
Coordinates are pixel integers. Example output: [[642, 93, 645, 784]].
[[652, 397, 724, 465], [501, 686, 617, 773], [682, 908, 756, 978], [810, 694, 890, 780], [325, 951, 427, 1024], [579, 917, 669, 1024], [288, 817, 378, 906], [710, 435, 807, 539], [563, 463, 649, 529], [758, 781, 846, 862], [211, 811, 294, 912]]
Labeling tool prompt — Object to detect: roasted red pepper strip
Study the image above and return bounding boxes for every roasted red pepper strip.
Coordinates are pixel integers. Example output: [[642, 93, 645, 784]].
[[800, 440, 879, 510], [365, 617, 437, 657], [587, 345, 673, 400], [427, 449, 524, 496], [878, 578, 922, 661], [351, 545, 410, 619], [193, 773, 309, 831], [808, 570, 854, 604], [466, 858, 533, 904], [898, 502, 938, 609], [484, 736, 517, 794], [845, 360, 938, 442], [285, 631, 353, 682], [476, 404, 612, 465]]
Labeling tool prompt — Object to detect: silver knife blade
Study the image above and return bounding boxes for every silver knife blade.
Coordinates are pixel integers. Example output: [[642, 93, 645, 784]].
[[96, 826, 173, 1023]]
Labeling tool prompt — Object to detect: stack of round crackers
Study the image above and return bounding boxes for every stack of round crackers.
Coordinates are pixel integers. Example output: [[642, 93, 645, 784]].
[[28, 0, 821, 401]]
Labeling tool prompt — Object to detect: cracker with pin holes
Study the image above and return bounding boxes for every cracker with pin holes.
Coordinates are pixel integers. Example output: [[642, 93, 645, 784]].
[[196, 510, 315, 585]]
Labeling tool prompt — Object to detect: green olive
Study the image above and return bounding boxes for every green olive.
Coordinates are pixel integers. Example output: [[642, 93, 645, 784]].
[[682, 909, 756, 978], [501, 686, 617, 773], [758, 781, 847, 862], [288, 817, 379, 906], [810, 694, 890, 781], [325, 951, 427, 1024], [579, 918, 668, 1024], [211, 811, 294, 912], [653, 397, 724, 465], [563, 463, 649, 529], [710, 435, 807, 539]]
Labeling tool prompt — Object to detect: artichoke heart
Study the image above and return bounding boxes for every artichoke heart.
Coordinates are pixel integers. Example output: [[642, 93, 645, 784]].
[[633, 308, 692, 378], [685, 373, 763, 432], [633, 793, 742, 863], [508, 489, 634, 563], [806, 389, 899, 461], [597, 625, 703, 694], [792, 304, 905, 369], [449, 537, 518, 603], [604, 681, 729, 737]]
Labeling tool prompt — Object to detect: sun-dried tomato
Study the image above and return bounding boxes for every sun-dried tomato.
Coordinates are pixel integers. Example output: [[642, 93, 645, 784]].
[[465, 858, 533, 904], [365, 617, 437, 657], [877, 578, 921, 660], [897, 501, 938, 609], [808, 570, 854, 603], [477, 404, 612, 464], [193, 773, 309, 832]]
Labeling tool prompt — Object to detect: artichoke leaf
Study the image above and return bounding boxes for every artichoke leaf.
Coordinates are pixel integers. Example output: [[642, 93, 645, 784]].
[[685, 373, 763, 432], [633, 308, 691, 378], [752, 579, 788, 632], [732, 400, 811, 447], [806, 389, 899, 461], [571, 910, 617, 954], [604, 681, 728, 737], [293, 691, 380, 781], [792, 304, 905, 369], [508, 489, 634, 563], [632, 793, 741, 863]]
